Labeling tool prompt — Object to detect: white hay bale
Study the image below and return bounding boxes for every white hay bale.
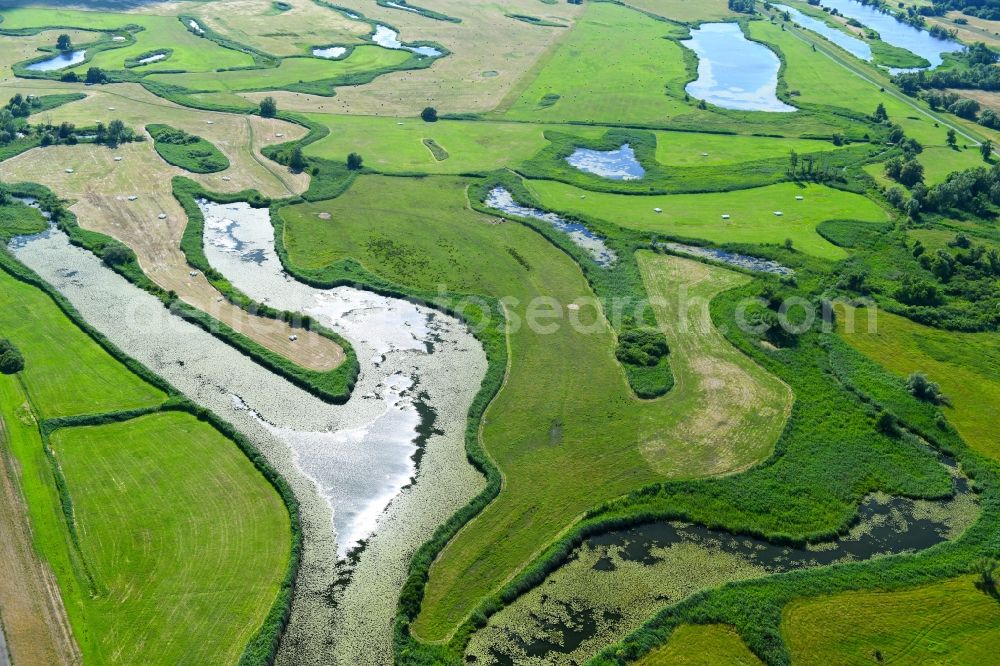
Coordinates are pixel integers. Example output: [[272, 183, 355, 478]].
[[114, 156, 123, 162], [721, 214, 730, 219], [774, 211, 783, 216], [158, 213, 167, 220], [289, 335, 298, 342], [128, 195, 138, 201], [65, 168, 74, 173], [795, 195, 804, 201], [654, 207, 663, 213]]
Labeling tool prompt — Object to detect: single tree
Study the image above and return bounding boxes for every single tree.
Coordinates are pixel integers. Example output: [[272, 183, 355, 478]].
[[101, 244, 132, 266], [106, 118, 127, 147], [288, 145, 306, 173], [873, 102, 888, 122], [259, 96, 277, 118], [946, 128, 957, 148], [56, 34, 72, 52], [0, 339, 24, 374], [907, 371, 945, 404], [974, 557, 998, 589], [981, 139, 993, 162], [85, 66, 106, 85], [420, 106, 438, 122], [346, 152, 363, 170]]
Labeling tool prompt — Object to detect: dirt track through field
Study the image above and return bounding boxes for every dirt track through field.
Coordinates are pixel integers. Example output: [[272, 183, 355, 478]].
[[0, 411, 80, 666]]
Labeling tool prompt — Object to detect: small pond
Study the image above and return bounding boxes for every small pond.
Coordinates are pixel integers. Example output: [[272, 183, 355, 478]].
[[26, 50, 86, 71], [565, 143, 645, 181], [684, 23, 795, 113], [660, 242, 793, 275], [818, 0, 961, 70], [136, 53, 167, 65], [484, 187, 616, 266], [372, 24, 442, 57], [774, 4, 872, 62], [312, 46, 348, 59], [469, 456, 976, 665]]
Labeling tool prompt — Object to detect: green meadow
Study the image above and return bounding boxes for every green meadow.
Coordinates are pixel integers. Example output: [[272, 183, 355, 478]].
[[500, 2, 692, 125], [637, 624, 762, 665], [0, 271, 164, 419], [782, 576, 1000, 664], [0, 267, 290, 664], [748, 20, 984, 176], [840, 306, 1000, 460], [51, 412, 290, 665], [525, 180, 888, 260], [279, 175, 786, 640], [303, 113, 849, 175], [147, 47, 410, 92], [0, 8, 255, 73]]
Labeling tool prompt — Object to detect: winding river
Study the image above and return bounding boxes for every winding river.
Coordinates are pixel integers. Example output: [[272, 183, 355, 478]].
[[9, 210, 486, 665]]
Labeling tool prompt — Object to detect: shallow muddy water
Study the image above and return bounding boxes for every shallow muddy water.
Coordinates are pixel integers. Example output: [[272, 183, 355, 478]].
[[312, 46, 347, 59], [11, 210, 486, 664], [25, 50, 85, 71], [817, 0, 961, 70], [660, 242, 793, 275], [484, 187, 616, 266], [136, 53, 166, 65], [468, 458, 976, 665], [565, 144, 645, 181], [372, 24, 442, 57], [684, 23, 795, 113]]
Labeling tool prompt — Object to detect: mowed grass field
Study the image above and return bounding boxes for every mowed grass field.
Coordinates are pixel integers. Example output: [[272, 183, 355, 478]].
[[526, 180, 887, 260], [303, 114, 605, 174], [0, 271, 164, 419], [0, 269, 292, 664], [636, 252, 791, 476], [839, 306, 1000, 460], [147, 47, 410, 93], [782, 576, 1000, 664], [636, 624, 763, 665], [191, 0, 371, 56], [50, 412, 290, 665], [625, 0, 735, 22], [0, 8, 255, 74], [501, 2, 693, 125], [280, 175, 785, 639], [303, 113, 847, 174]]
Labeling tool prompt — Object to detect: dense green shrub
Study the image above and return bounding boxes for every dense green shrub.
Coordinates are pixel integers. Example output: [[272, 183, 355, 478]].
[[0, 339, 24, 374], [147, 124, 230, 173]]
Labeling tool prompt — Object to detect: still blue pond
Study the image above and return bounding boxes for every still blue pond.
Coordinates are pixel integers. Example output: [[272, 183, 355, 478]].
[[685, 23, 795, 113], [26, 50, 86, 71]]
